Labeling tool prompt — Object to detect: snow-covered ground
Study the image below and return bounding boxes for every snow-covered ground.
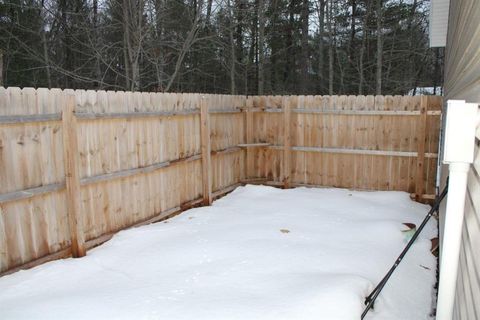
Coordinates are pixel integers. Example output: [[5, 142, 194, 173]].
[[0, 185, 437, 320]]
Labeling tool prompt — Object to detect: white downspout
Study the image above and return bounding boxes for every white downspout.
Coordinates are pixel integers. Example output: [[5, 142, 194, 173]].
[[436, 100, 477, 320]]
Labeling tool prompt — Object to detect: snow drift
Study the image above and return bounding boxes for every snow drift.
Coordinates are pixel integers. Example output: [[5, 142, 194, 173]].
[[0, 185, 437, 319]]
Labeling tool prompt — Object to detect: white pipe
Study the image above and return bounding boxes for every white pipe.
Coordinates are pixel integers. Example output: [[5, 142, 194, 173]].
[[436, 100, 477, 320], [436, 162, 470, 320]]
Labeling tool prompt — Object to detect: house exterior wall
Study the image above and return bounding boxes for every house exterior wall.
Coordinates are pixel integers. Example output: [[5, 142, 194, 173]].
[[441, 0, 480, 318], [444, 0, 480, 102]]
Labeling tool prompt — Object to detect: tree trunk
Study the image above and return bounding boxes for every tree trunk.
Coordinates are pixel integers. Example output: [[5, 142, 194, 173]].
[[375, 0, 383, 95], [234, 0, 245, 93], [41, 31, 51, 89], [433, 47, 442, 95], [250, 2, 258, 95], [123, 0, 132, 90], [317, 0, 325, 93], [358, 0, 371, 94], [284, 0, 295, 92], [122, 0, 142, 91], [123, 37, 131, 90], [38, 1, 52, 88], [228, 0, 236, 94], [206, 0, 213, 24], [154, 0, 165, 91], [257, 0, 265, 94], [348, 0, 356, 62], [327, 0, 334, 95], [269, 0, 279, 92], [93, 0, 101, 88], [300, 0, 309, 94], [164, 0, 203, 92], [334, 23, 344, 93], [407, 0, 418, 91], [59, 0, 72, 88], [385, 28, 397, 88]]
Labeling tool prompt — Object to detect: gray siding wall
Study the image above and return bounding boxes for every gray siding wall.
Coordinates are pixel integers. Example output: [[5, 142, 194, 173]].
[[442, 0, 480, 318], [452, 120, 480, 319], [444, 0, 480, 102]]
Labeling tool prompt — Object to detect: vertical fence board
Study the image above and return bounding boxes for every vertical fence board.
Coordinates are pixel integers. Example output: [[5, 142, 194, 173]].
[[245, 97, 254, 179], [62, 94, 86, 257], [283, 96, 292, 188], [415, 96, 428, 200], [200, 97, 212, 205]]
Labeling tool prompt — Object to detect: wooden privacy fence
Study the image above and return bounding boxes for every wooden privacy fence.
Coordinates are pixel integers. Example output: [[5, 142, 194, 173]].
[[0, 87, 442, 274], [244, 95, 442, 198]]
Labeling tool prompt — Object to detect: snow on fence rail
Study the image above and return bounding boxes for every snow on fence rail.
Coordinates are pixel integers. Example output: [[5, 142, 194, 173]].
[[0, 87, 442, 275]]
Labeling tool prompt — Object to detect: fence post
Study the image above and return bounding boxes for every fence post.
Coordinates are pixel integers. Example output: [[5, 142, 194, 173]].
[[415, 95, 428, 201], [62, 93, 86, 257], [283, 96, 292, 188], [245, 96, 254, 179], [200, 96, 212, 205]]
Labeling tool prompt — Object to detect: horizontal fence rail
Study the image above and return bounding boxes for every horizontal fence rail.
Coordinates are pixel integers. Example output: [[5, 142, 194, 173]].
[[0, 87, 442, 275]]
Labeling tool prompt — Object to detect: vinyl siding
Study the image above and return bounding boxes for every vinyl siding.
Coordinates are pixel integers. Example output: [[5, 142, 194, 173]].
[[453, 124, 480, 320], [444, 0, 480, 103], [441, 0, 480, 318]]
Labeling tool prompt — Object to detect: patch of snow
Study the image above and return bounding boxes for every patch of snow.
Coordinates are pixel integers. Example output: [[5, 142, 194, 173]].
[[0, 185, 437, 320], [408, 86, 443, 96]]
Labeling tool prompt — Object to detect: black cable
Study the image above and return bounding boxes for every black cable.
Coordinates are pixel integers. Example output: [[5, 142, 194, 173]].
[[361, 181, 449, 319]]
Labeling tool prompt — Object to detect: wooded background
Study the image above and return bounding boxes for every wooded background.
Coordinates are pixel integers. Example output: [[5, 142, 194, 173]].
[[0, 0, 442, 95]]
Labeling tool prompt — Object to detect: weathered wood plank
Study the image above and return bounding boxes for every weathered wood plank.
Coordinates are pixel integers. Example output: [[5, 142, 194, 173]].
[[209, 108, 242, 114], [269, 145, 438, 158], [245, 97, 254, 179], [61, 94, 86, 258], [80, 154, 202, 186], [0, 113, 61, 124], [237, 143, 271, 147], [75, 110, 199, 120], [415, 96, 428, 201], [260, 108, 441, 116], [200, 97, 213, 205], [211, 146, 242, 155], [283, 96, 292, 188], [0, 182, 65, 203]]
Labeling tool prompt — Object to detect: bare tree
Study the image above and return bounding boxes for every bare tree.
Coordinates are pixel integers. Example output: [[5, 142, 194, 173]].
[[122, 0, 145, 91], [316, 0, 326, 93], [227, 0, 237, 94], [206, 0, 213, 24], [257, 0, 265, 94], [164, 0, 204, 92], [300, 0, 309, 93], [358, 0, 372, 94], [92, 0, 101, 88], [348, 0, 356, 61], [327, 0, 334, 95], [375, 0, 383, 95]]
